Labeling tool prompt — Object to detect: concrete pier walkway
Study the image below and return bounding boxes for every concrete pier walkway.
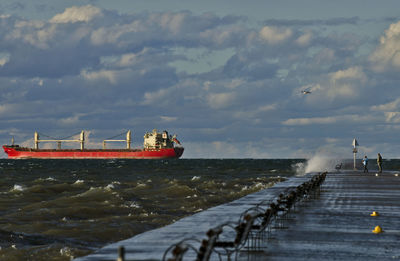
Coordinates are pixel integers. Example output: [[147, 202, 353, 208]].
[[76, 171, 400, 260], [256, 170, 400, 261]]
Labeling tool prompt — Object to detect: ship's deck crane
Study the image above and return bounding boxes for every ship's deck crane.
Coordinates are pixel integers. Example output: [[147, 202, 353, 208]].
[[34, 131, 85, 150], [102, 130, 132, 149]]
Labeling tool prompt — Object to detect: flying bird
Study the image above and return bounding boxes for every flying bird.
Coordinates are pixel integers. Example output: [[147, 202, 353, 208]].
[[301, 88, 312, 95]]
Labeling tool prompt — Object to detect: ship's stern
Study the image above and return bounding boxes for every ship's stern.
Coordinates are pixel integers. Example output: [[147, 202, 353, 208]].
[[3, 145, 19, 158]]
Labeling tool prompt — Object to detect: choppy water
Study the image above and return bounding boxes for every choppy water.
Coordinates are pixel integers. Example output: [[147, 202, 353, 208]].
[[0, 159, 302, 260], [1, 158, 397, 260]]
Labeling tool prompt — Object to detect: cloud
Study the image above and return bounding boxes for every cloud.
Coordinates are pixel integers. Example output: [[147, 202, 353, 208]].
[[50, 5, 103, 23], [370, 20, 400, 72], [282, 114, 373, 126], [159, 12, 186, 34], [90, 20, 145, 46], [298, 67, 367, 107], [81, 69, 118, 84], [2, 2, 25, 11], [384, 112, 400, 123], [207, 92, 236, 109], [263, 17, 360, 26], [259, 26, 292, 45], [282, 116, 338, 126], [0, 57, 9, 66], [0, 8, 248, 79], [160, 116, 178, 122], [58, 115, 81, 126], [116, 49, 149, 67], [233, 103, 277, 119], [371, 97, 400, 112], [222, 54, 278, 80], [143, 88, 170, 105], [2, 6, 400, 158], [296, 31, 312, 46], [327, 67, 366, 98], [258, 104, 277, 112], [330, 66, 366, 82], [7, 20, 55, 49], [0, 104, 16, 116]]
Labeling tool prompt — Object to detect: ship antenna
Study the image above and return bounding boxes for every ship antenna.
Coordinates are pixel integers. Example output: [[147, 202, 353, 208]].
[[11, 137, 14, 146]]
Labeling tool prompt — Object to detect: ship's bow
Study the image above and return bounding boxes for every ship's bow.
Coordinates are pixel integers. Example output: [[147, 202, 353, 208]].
[[174, 147, 184, 158]]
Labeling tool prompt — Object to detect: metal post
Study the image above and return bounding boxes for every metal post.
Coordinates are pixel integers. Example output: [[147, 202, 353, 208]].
[[34, 132, 39, 150], [117, 246, 125, 261], [352, 138, 359, 170], [80, 130, 85, 150], [126, 130, 131, 149]]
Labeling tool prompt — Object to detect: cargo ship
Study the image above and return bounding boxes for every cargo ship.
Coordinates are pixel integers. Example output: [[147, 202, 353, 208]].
[[3, 129, 184, 159]]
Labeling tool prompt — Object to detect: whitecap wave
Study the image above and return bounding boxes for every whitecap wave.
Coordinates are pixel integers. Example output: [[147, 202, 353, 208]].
[[129, 201, 140, 208], [11, 184, 26, 192], [73, 179, 85, 185], [105, 184, 114, 190], [60, 246, 73, 257], [241, 185, 249, 191], [136, 182, 146, 188]]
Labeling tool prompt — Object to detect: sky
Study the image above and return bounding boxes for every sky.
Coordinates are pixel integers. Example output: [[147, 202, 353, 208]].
[[1, 1, 400, 158]]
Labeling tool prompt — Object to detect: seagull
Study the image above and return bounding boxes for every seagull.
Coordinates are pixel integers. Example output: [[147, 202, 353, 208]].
[[301, 88, 312, 95]]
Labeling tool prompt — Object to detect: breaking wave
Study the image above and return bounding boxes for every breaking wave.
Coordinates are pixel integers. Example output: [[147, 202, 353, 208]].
[[293, 152, 343, 175]]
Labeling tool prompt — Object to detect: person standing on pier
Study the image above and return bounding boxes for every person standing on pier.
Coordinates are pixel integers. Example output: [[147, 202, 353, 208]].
[[377, 153, 383, 173], [362, 155, 368, 173]]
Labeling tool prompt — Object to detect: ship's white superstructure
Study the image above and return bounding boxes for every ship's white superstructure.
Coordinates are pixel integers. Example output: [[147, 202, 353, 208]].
[[143, 129, 177, 149]]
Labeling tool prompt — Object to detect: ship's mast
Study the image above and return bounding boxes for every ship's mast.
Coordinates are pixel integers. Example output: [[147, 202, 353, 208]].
[[126, 130, 131, 149], [34, 132, 39, 149], [80, 131, 85, 150]]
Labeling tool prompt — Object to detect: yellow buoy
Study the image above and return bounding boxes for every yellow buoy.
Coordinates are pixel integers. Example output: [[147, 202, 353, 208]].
[[370, 211, 379, 217], [372, 225, 383, 234]]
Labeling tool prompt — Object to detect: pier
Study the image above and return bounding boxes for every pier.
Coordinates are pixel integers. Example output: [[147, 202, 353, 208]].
[[75, 170, 400, 260]]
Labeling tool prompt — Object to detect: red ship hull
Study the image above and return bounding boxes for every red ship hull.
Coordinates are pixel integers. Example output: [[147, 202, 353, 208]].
[[3, 146, 184, 159]]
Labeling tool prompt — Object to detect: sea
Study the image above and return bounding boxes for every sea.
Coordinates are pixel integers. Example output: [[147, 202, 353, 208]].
[[0, 158, 398, 260]]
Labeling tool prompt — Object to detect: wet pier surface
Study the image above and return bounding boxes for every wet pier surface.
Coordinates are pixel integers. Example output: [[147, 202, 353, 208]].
[[255, 171, 400, 261], [76, 171, 400, 260]]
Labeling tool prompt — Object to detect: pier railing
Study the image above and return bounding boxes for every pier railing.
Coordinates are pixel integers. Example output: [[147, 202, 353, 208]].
[[160, 172, 327, 261]]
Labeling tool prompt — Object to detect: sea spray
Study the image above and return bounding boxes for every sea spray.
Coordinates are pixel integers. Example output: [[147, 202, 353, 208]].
[[292, 152, 343, 175], [305, 153, 342, 173], [293, 162, 306, 176]]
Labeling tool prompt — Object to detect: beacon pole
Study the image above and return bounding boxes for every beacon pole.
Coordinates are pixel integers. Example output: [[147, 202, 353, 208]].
[[352, 138, 359, 170]]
